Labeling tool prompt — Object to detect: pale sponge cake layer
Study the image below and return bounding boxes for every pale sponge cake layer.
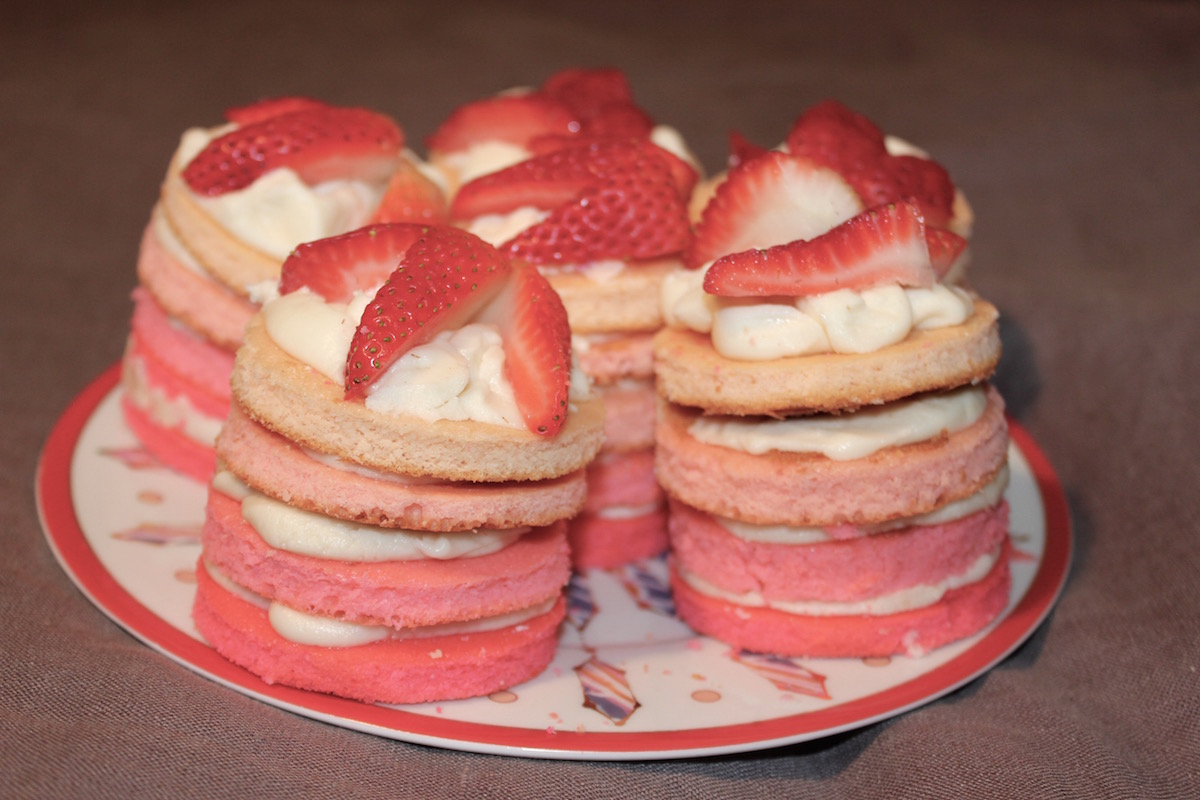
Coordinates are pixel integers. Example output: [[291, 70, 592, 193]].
[[655, 386, 1009, 527], [217, 402, 587, 531], [547, 259, 680, 334], [193, 560, 565, 705], [232, 314, 606, 482], [202, 490, 571, 629], [653, 298, 1001, 416]]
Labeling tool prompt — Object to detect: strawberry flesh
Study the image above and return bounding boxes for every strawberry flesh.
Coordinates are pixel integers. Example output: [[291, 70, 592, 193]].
[[924, 226, 969, 279], [703, 201, 936, 297], [183, 106, 404, 196], [368, 159, 448, 225], [477, 264, 573, 436], [344, 227, 511, 398], [687, 151, 863, 268], [279, 223, 428, 304]]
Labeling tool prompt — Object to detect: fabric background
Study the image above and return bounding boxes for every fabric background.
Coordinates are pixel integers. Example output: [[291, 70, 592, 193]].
[[3, 1, 1197, 797]]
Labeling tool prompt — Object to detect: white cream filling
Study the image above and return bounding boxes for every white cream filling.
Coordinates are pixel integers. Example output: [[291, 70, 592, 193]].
[[262, 287, 590, 427], [204, 560, 553, 648], [661, 263, 974, 360], [679, 546, 1000, 617], [124, 354, 223, 445], [594, 500, 663, 521], [442, 140, 534, 187], [239, 489, 526, 562], [688, 384, 987, 460], [467, 206, 549, 247], [720, 465, 1009, 544]]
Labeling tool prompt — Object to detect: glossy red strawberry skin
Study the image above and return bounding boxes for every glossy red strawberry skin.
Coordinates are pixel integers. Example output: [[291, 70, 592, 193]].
[[702, 202, 936, 297], [279, 223, 427, 304], [482, 264, 573, 436], [344, 227, 511, 398], [182, 107, 404, 196], [924, 226, 969, 278], [500, 141, 692, 264]]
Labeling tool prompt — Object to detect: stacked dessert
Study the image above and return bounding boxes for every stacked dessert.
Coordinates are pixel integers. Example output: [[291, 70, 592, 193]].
[[436, 68, 700, 569], [193, 223, 605, 703], [655, 101, 1011, 657], [122, 97, 444, 481]]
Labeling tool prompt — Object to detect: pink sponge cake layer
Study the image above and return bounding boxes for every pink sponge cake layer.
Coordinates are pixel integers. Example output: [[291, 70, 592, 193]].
[[568, 506, 668, 570], [596, 381, 656, 452], [202, 490, 571, 629], [670, 540, 1012, 659], [668, 497, 1010, 604], [127, 288, 234, 417], [120, 394, 216, 482], [193, 560, 565, 705], [136, 213, 257, 352], [583, 449, 662, 513], [656, 386, 1009, 527], [218, 402, 587, 531]]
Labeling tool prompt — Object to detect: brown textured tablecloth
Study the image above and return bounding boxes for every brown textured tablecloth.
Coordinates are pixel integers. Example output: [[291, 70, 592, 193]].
[[4, 1, 1198, 797]]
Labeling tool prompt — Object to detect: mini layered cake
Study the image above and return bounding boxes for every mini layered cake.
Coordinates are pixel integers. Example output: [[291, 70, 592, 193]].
[[655, 101, 1012, 658], [193, 224, 604, 704], [426, 66, 699, 202], [122, 97, 444, 481], [451, 130, 697, 569]]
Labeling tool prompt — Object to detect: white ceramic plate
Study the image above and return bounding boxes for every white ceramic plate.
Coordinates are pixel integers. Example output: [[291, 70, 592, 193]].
[[37, 364, 1071, 760]]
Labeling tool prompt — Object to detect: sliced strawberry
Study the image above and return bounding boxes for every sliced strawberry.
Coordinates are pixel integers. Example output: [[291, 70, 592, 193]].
[[924, 225, 968, 279], [525, 134, 697, 197], [279, 223, 427, 304], [477, 264, 573, 436], [368, 159, 448, 225], [223, 96, 330, 126], [449, 144, 601, 220], [541, 67, 635, 118], [501, 141, 691, 264], [845, 155, 956, 228], [703, 201, 936, 297], [344, 227, 512, 398], [727, 130, 770, 170], [183, 107, 404, 196], [786, 99, 888, 169], [425, 93, 578, 155], [687, 151, 863, 268]]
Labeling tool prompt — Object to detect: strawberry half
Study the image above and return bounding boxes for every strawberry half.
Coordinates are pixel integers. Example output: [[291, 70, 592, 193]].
[[726, 130, 770, 170], [368, 159, 448, 225], [687, 151, 863, 268], [223, 96, 331, 126], [703, 201, 936, 297], [449, 144, 602, 220], [279, 223, 428, 304], [786, 100, 956, 227], [425, 93, 577, 155], [182, 106, 404, 196], [786, 99, 888, 169], [498, 140, 692, 264], [845, 155, 956, 228], [477, 263, 573, 436], [541, 67, 635, 118], [344, 226, 512, 398]]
